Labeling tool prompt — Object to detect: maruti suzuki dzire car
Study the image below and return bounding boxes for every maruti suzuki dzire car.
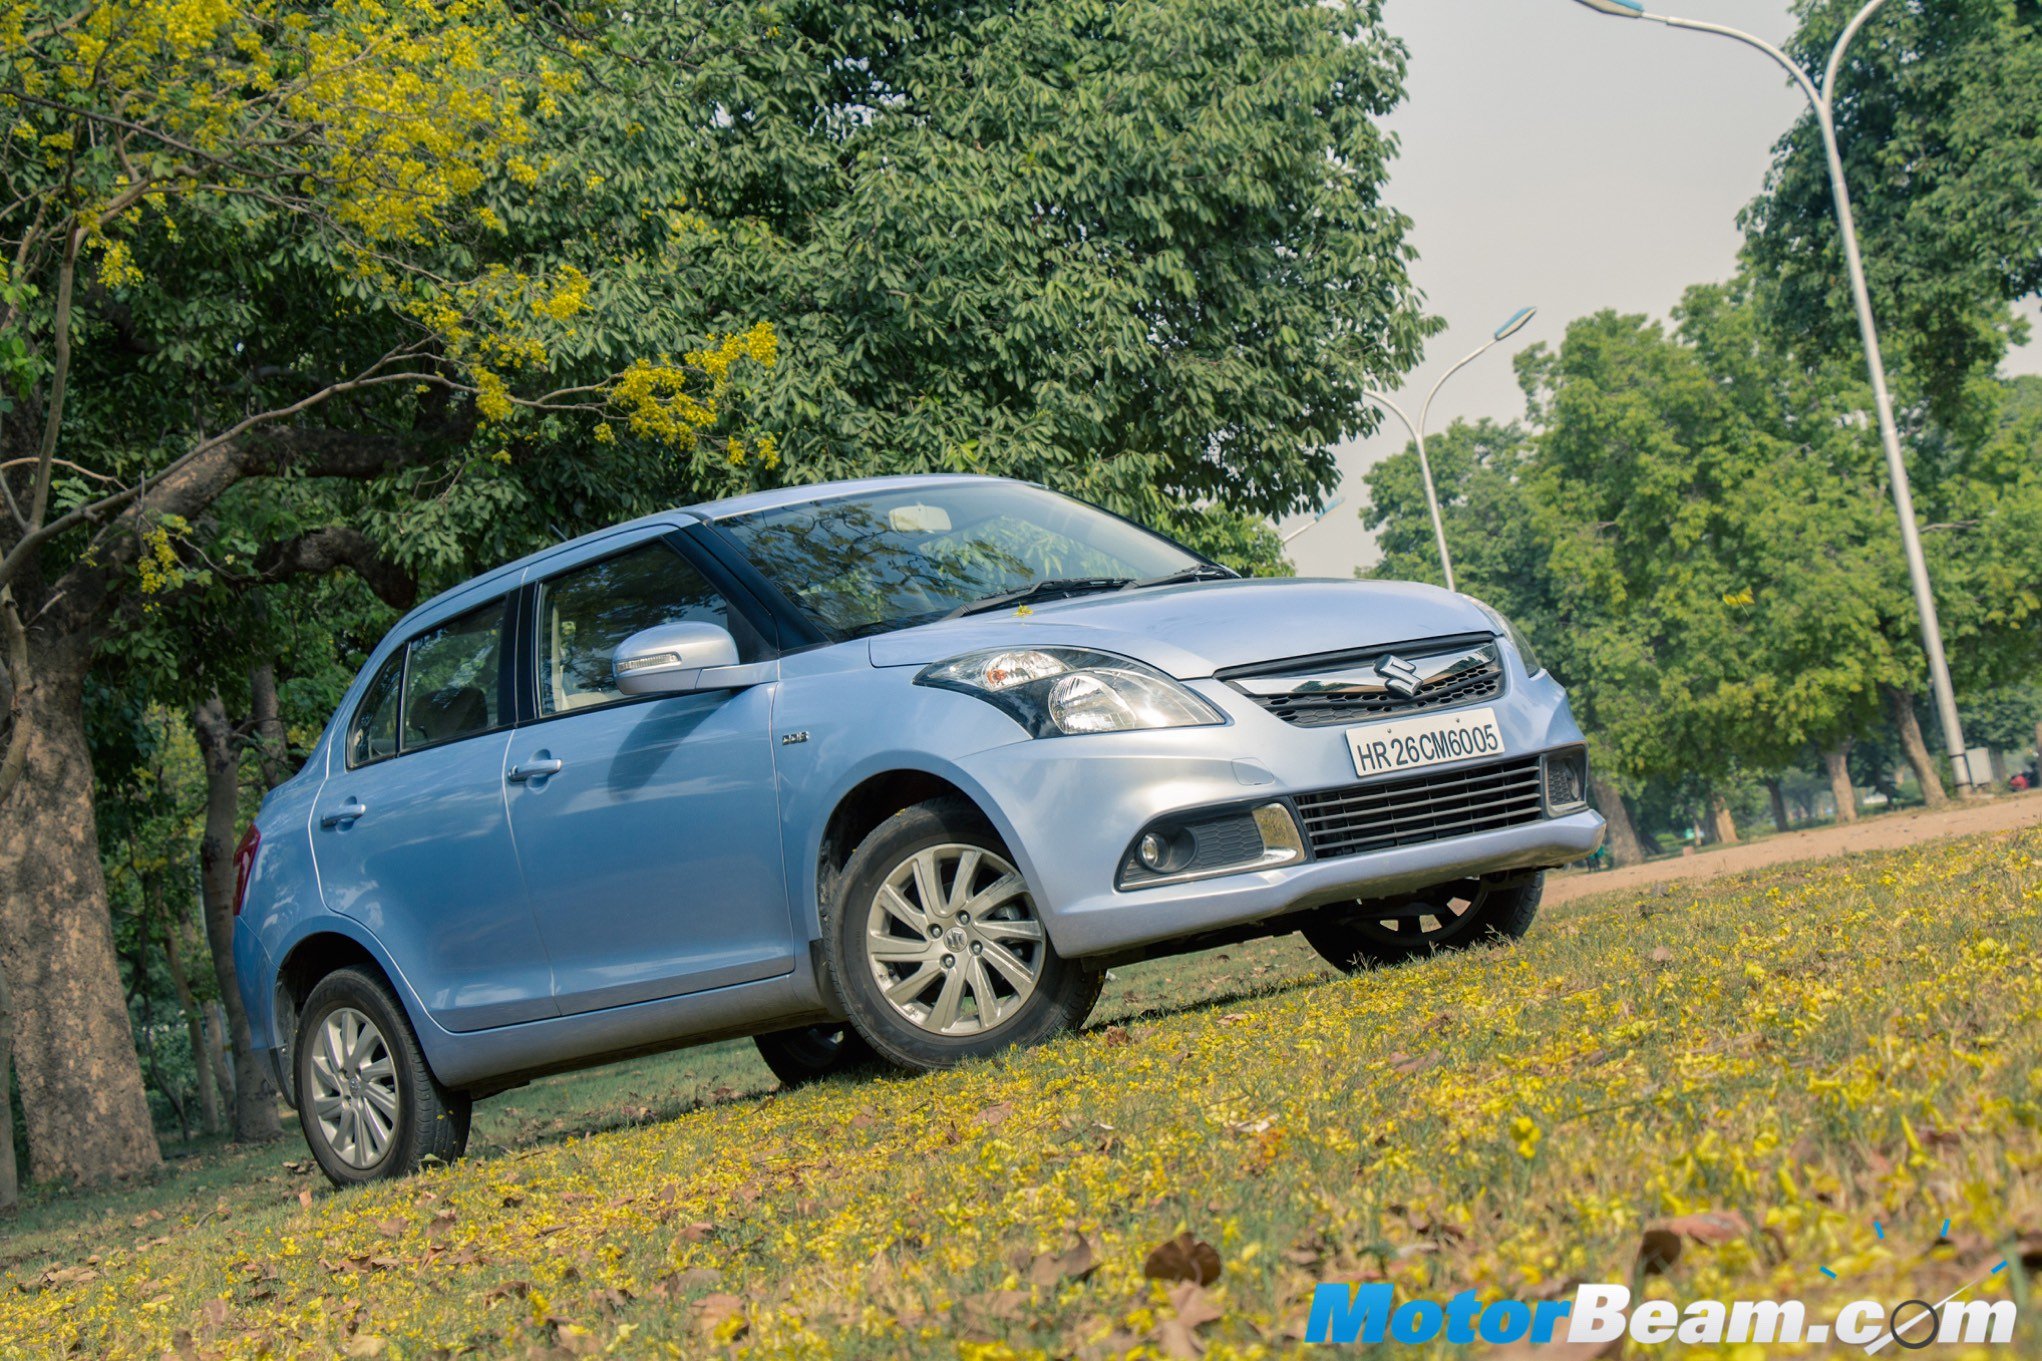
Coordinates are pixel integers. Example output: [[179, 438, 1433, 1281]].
[[233, 475, 1603, 1184]]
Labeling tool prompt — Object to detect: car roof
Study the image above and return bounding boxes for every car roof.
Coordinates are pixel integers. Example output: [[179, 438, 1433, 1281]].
[[394, 474, 1017, 631]]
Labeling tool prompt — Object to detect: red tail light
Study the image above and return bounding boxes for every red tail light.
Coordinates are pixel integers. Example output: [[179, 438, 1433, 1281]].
[[232, 823, 261, 917]]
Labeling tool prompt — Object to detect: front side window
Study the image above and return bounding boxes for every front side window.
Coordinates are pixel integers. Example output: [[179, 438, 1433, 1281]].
[[537, 541, 759, 715], [721, 483, 1201, 640]]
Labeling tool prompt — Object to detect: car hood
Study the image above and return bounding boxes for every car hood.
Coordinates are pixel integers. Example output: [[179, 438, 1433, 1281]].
[[865, 577, 1496, 679]]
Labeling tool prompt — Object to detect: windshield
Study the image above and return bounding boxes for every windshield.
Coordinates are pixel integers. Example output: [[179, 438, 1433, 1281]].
[[720, 482, 1204, 640]]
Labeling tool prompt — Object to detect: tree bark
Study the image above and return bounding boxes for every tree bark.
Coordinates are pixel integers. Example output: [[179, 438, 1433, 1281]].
[[203, 999, 235, 1109], [159, 913, 222, 1137], [1764, 777, 1790, 834], [1708, 790, 1739, 845], [1823, 741, 1858, 824], [0, 657, 161, 1184], [1590, 773, 1647, 867], [249, 664, 292, 791], [1883, 685, 1948, 809], [191, 697, 282, 1143], [0, 951, 17, 1211]]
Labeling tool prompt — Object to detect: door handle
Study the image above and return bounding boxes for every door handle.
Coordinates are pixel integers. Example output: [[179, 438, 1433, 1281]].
[[507, 758, 565, 783], [320, 801, 368, 829]]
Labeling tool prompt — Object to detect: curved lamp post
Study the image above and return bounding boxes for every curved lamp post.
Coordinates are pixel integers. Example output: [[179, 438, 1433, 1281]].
[[1364, 306, 1536, 593], [1280, 496, 1347, 547], [1565, 0, 1972, 786]]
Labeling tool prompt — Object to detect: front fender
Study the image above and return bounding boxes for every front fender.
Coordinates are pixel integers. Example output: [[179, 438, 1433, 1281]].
[[771, 651, 1037, 942]]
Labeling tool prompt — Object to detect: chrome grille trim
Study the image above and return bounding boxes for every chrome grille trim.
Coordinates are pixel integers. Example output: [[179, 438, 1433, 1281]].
[[1225, 638, 1505, 727]]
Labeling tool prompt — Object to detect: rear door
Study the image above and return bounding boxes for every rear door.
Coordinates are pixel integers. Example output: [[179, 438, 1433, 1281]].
[[310, 595, 558, 1032], [503, 533, 796, 1015]]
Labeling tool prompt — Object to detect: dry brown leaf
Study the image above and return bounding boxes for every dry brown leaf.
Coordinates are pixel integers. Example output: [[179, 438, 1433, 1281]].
[[692, 1292, 749, 1337], [1143, 1232, 1223, 1286], [1649, 946, 1675, 963], [977, 1102, 1015, 1127], [1027, 1235, 1102, 1287], [342, 1337, 387, 1358], [1100, 1025, 1131, 1047], [1639, 1210, 1749, 1273]]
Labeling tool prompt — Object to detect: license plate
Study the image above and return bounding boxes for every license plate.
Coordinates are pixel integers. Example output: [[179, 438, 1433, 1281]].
[[1346, 707, 1505, 778]]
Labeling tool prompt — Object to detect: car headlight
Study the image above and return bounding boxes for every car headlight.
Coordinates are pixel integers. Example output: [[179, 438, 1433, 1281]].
[[1466, 597, 1543, 675], [916, 647, 1226, 737]]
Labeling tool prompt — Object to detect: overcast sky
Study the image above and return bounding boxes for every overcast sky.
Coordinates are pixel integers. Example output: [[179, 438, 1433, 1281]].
[[1281, 0, 2042, 578]]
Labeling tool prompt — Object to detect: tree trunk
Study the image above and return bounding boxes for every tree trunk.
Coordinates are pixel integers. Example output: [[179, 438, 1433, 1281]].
[[159, 914, 223, 1137], [1823, 741, 1858, 824], [0, 951, 17, 1211], [1764, 777, 1790, 834], [203, 999, 235, 1109], [192, 697, 282, 1143], [1590, 773, 1647, 867], [0, 657, 161, 1185], [249, 664, 293, 791], [1708, 790, 1739, 845], [1883, 685, 1948, 809]]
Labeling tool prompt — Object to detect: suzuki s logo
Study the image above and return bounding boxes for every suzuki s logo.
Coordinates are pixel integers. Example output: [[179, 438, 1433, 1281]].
[[1375, 655, 1424, 698]]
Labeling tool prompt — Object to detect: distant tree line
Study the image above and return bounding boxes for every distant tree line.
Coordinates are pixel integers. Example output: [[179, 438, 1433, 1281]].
[[1361, 0, 2042, 859]]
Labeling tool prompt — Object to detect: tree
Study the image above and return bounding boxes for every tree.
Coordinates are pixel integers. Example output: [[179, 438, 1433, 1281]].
[[3, 0, 1429, 1183], [1742, 0, 2042, 425]]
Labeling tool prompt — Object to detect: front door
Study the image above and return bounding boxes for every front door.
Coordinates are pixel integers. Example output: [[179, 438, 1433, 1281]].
[[504, 537, 795, 1015], [311, 595, 558, 1033]]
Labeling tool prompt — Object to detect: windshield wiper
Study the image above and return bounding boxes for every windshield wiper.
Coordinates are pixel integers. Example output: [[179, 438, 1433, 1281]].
[[1123, 563, 1240, 590], [944, 577, 1134, 619]]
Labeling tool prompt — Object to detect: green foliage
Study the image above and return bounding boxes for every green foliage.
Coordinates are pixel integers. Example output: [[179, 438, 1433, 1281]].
[[1364, 287, 2042, 796], [1741, 0, 2042, 423]]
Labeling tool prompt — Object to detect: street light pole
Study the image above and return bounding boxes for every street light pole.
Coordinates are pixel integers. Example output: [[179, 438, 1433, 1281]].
[[1566, 0, 1973, 787], [1365, 307, 1536, 594], [1280, 496, 1346, 547]]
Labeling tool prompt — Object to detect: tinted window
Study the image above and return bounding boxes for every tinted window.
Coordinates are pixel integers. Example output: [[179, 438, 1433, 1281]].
[[538, 541, 758, 715], [721, 483, 1199, 640], [348, 652, 405, 766], [403, 601, 507, 750]]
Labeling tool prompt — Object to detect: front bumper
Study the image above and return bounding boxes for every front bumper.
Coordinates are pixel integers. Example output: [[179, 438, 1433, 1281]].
[[956, 665, 1604, 959]]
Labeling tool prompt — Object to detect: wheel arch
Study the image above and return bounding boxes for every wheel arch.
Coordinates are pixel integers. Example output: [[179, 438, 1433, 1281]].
[[809, 763, 1046, 943], [270, 920, 443, 1103]]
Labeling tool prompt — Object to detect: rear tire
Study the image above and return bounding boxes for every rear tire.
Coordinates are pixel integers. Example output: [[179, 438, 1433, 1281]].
[[826, 798, 1102, 1071], [753, 1023, 879, 1088], [1303, 873, 1543, 973], [296, 967, 470, 1186]]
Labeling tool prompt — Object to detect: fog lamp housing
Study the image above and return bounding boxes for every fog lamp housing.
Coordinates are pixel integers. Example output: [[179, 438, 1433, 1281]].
[[1118, 801, 1306, 890], [1543, 747, 1590, 814]]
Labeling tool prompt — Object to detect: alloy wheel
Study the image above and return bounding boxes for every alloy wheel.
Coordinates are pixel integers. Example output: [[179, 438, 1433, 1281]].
[[863, 843, 1045, 1037], [307, 1006, 399, 1168], [1345, 877, 1490, 945]]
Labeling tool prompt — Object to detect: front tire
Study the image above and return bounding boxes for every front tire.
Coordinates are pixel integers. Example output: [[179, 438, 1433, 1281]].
[[296, 966, 470, 1186], [827, 798, 1102, 1071], [1303, 873, 1544, 973]]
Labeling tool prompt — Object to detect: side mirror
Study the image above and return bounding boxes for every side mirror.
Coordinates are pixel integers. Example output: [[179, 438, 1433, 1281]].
[[613, 622, 741, 695]]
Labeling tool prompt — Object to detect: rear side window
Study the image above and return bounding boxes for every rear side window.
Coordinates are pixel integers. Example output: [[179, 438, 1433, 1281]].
[[346, 598, 510, 767], [538, 541, 762, 715], [348, 653, 404, 766]]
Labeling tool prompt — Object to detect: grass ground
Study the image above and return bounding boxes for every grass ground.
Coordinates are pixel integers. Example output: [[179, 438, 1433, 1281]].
[[4, 825, 2039, 1358]]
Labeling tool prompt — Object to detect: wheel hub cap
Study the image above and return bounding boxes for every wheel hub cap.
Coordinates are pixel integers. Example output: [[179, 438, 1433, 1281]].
[[307, 1006, 399, 1169], [864, 843, 1046, 1037]]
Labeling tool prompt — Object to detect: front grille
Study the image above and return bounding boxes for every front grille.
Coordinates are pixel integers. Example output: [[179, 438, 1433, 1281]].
[[1293, 756, 1545, 859], [1226, 640, 1504, 728]]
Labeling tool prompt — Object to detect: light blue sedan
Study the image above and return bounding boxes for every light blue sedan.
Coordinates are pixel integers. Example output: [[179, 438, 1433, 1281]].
[[233, 475, 1603, 1183]]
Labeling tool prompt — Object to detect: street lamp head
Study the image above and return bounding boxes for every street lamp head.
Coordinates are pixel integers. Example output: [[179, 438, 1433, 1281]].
[[1317, 496, 1347, 521], [1493, 307, 1537, 342], [1571, 0, 1646, 15]]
